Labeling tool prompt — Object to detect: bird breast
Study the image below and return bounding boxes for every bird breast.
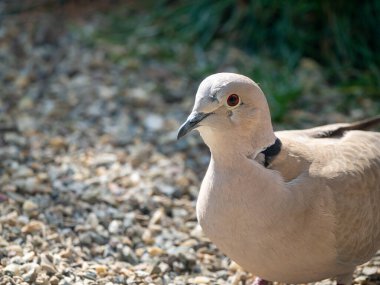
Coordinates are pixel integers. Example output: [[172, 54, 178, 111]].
[[196, 158, 349, 283]]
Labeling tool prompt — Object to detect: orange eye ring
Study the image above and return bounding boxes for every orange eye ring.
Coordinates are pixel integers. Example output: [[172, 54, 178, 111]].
[[227, 94, 240, 107]]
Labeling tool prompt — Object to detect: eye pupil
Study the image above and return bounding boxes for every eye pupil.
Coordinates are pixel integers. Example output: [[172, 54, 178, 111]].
[[227, 94, 240, 106]]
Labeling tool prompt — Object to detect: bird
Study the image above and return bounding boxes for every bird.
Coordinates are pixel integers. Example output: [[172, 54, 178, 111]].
[[177, 73, 380, 285]]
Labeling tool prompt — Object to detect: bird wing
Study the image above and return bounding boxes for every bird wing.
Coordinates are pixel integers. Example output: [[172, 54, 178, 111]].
[[267, 116, 380, 266], [266, 115, 380, 180], [325, 131, 380, 265], [300, 115, 380, 138]]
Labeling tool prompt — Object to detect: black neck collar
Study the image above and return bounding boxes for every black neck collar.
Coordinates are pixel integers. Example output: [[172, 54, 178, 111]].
[[260, 138, 282, 167]]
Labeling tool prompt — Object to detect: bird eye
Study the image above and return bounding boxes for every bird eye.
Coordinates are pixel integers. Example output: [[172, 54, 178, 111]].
[[227, 94, 240, 107]]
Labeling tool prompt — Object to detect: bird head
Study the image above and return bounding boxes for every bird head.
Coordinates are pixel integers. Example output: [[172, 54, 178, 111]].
[[177, 73, 276, 157]]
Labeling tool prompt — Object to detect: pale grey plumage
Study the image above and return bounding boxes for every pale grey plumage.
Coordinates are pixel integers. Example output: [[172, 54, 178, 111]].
[[178, 73, 380, 285]]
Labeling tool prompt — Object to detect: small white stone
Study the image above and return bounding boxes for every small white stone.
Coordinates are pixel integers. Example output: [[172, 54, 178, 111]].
[[22, 200, 38, 215], [144, 114, 164, 131], [129, 87, 150, 105], [156, 183, 176, 196], [4, 263, 21, 276], [86, 213, 99, 228], [108, 220, 121, 234], [14, 166, 33, 178], [362, 266, 378, 275], [98, 85, 117, 99], [135, 270, 149, 278], [188, 276, 211, 284]]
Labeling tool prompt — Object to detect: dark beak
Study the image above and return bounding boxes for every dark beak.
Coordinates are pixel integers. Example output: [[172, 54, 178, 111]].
[[177, 112, 211, 140]]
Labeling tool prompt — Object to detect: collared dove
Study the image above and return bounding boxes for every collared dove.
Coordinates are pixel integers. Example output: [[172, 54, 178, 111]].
[[177, 73, 380, 285]]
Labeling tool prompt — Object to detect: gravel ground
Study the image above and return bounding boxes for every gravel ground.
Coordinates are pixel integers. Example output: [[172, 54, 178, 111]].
[[0, 3, 379, 285]]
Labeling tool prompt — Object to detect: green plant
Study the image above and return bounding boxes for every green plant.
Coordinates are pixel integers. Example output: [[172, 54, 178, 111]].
[[155, 1, 380, 90]]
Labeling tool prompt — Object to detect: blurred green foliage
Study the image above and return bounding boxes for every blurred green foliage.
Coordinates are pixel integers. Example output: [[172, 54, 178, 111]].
[[89, 1, 379, 120], [157, 0, 380, 85]]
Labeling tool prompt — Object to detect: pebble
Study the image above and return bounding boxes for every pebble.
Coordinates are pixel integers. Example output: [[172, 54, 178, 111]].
[[22, 221, 44, 233], [147, 263, 161, 275], [135, 247, 145, 258], [135, 270, 149, 278], [22, 177, 39, 193], [21, 263, 39, 282], [58, 278, 72, 285], [40, 253, 57, 274], [95, 265, 108, 277], [121, 246, 138, 265], [83, 271, 97, 280], [7, 192, 25, 203], [35, 274, 50, 285], [148, 208, 164, 226], [228, 261, 243, 272], [98, 85, 117, 99], [4, 263, 21, 276], [4, 133, 27, 146], [13, 166, 34, 178], [362, 266, 378, 275], [156, 183, 177, 197], [50, 276, 59, 285], [3, 184, 17, 193], [86, 213, 99, 228], [79, 232, 93, 246], [188, 276, 211, 284], [142, 229, 154, 245], [229, 271, 243, 285], [91, 153, 118, 167], [22, 251, 36, 263], [108, 220, 121, 234], [144, 114, 164, 131], [7, 244, 23, 256], [129, 87, 150, 106], [158, 262, 170, 273], [49, 137, 67, 149], [147, 246, 164, 257]]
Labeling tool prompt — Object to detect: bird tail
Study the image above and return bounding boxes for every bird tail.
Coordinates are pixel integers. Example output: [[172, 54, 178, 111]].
[[314, 115, 380, 138]]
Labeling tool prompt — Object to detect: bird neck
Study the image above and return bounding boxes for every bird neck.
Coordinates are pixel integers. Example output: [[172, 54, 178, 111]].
[[199, 105, 277, 161], [201, 126, 277, 163]]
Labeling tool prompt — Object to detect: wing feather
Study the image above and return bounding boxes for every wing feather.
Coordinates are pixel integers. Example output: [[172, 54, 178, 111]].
[[270, 119, 380, 266]]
